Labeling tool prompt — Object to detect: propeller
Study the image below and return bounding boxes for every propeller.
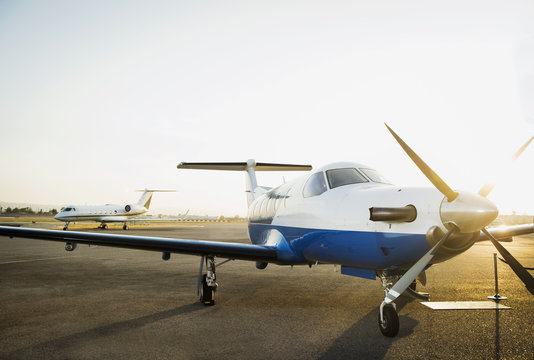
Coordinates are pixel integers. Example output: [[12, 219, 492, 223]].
[[385, 124, 458, 202], [482, 228, 534, 295], [384, 226, 457, 305], [384, 123, 534, 299]]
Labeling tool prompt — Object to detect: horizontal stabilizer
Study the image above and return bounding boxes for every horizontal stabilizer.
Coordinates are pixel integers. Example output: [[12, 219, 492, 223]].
[[177, 162, 312, 172], [178, 159, 312, 206]]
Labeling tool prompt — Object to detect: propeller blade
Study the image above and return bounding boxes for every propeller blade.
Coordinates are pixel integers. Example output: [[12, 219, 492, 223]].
[[384, 226, 456, 304], [482, 228, 534, 295], [385, 124, 458, 202], [511, 136, 534, 161], [499, 257, 534, 271], [478, 136, 534, 197]]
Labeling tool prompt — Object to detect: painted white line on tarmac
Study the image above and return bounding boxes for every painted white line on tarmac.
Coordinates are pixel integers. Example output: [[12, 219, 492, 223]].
[[0, 256, 78, 265]]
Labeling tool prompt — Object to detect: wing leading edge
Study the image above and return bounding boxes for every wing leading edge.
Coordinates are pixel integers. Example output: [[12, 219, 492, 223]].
[[477, 223, 534, 242], [0, 226, 277, 262]]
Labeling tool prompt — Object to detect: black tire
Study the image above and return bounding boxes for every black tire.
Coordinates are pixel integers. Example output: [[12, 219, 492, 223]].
[[378, 304, 399, 337], [200, 274, 215, 306]]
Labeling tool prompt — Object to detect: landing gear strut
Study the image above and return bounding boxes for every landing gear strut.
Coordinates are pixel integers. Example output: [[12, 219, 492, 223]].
[[63, 222, 70, 231], [123, 223, 129, 230], [198, 255, 217, 306], [377, 270, 400, 337]]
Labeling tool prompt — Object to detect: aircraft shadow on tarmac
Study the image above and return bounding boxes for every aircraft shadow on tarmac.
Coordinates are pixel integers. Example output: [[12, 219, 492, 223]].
[[318, 297, 417, 360], [6, 303, 201, 359]]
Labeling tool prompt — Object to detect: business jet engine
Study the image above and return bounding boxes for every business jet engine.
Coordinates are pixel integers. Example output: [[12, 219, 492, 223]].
[[124, 204, 144, 213]]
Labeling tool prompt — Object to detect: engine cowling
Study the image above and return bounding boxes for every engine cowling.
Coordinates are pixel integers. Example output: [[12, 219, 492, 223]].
[[426, 226, 479, 263]]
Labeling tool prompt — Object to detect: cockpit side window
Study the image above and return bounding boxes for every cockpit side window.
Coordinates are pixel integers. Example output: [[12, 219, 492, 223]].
[[326, 168, 368, 189], [359, 168, 392, 184], [303, 172, 328, 198]]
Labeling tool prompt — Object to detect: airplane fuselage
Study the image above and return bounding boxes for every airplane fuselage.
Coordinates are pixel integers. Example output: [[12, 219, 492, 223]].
[[246, 162, 489, 271], [55, 204, 147, 223]]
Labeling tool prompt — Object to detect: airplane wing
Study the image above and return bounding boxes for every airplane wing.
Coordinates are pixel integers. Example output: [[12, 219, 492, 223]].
[[1, 224, 531, 263], [0, 226, 277, 262], [477, 223, 534, 242], [99, 217, 190, 223]]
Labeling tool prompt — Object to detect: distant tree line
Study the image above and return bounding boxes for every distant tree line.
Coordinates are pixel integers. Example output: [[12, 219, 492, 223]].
[[0, 207, 58, 215]]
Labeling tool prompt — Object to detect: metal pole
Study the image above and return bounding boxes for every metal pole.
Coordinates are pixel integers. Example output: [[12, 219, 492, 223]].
[[488, 252, 507, 302], [494, 253, 499, 296]]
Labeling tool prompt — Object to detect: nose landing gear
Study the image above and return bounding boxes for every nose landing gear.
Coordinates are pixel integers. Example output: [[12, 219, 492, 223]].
[[378, 302, 399, 337], [377, 270, 400, 337]]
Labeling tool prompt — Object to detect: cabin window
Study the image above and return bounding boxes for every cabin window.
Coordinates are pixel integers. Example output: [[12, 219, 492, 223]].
[[303, 172, 328, 198], [326, 168, 368, 189], [359, 168, 392, 184]]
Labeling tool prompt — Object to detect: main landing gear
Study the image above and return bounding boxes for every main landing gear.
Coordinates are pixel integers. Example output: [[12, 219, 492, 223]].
[[123, 223, 129, 230], [198, 255, 217, 306]]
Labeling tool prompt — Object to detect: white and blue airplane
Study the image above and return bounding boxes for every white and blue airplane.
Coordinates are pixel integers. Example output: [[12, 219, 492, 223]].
[[54, 189, 176, 230], [1, 125, 533, 337]]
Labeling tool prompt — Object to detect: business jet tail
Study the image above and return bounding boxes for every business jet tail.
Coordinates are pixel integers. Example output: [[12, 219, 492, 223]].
[[177, 159, 312, 206], [135, 189, 176, 210]]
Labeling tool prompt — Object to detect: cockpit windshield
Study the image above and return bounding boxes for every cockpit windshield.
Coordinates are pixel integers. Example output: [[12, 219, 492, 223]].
[[64, 207, 73, 212], [359, 168, 392, 184], [303, 172, 328, 197], [326, 168, 368, 189]]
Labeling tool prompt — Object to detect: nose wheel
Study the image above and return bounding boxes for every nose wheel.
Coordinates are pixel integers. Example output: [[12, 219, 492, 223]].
[[378, 303, 399, 337]]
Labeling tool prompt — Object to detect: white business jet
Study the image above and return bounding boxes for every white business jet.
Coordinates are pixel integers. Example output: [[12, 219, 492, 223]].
[[54, 189, 175, 230]]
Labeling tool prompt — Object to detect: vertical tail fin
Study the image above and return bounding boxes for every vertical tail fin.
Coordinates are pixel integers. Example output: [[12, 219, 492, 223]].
[[177, 159, 312, 207], [135, 189, 176, 210]]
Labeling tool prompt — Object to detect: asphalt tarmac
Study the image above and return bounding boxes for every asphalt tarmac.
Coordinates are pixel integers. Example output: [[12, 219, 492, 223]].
[[1, 222, 533, 359]]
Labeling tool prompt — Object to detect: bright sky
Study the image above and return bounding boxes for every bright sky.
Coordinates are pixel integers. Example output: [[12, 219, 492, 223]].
[[1, 0, 533, 217]]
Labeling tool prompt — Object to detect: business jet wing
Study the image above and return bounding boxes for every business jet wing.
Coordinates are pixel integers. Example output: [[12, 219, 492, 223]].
[[0, 226, 277, 262], [99, 217, 189, 223]]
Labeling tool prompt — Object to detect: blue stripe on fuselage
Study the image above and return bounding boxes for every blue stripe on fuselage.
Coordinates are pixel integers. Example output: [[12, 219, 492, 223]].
[[248, 223, 430, 269]]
